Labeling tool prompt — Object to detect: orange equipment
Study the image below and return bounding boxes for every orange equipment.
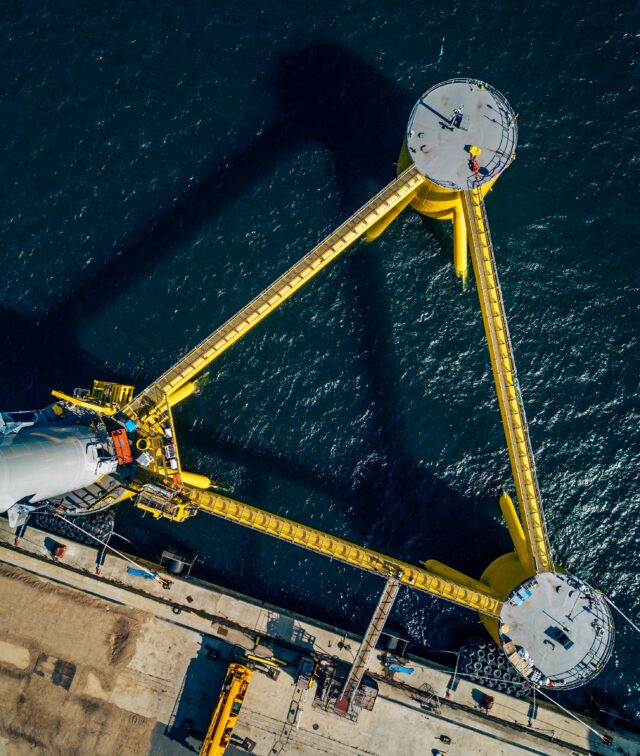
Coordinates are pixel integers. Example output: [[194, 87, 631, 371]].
[[111, 429, 133, 465]]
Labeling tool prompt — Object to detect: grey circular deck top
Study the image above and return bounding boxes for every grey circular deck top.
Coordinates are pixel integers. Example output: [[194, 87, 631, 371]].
[[407, 79, 517, 190], [499, 573, 614, 690]]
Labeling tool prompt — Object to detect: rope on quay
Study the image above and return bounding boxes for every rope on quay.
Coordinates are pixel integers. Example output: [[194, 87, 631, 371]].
[[48, 511, 171, 589], [535, 687, 611, 745]]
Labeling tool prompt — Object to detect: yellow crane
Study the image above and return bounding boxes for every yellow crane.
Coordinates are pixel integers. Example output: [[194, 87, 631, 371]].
[[32, 78, 613, 690], [199, 663, 252, 756]]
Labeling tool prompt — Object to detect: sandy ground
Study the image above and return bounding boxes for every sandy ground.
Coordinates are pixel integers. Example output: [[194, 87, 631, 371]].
[[2, 526, 639, 756], [0, 563, 154, 756]]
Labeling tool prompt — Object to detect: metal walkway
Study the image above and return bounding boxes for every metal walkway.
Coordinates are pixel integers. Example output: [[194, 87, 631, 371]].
[[125, 164, 426, 424], [185, 486, 503, 616], [334, 577, 400, 713], [462, 188, 553, 573]]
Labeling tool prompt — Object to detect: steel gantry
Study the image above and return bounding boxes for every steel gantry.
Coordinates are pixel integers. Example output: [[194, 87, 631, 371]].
[[185, 487, 502, 616], [124, 165, 426, 430]]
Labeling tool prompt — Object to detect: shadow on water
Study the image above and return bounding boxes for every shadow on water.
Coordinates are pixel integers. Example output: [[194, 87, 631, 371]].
[[270, 44, 416, 200], [0, 307, 111, 409], [340, 244, 506, 573], [3, 43, 508, 603], [2, 44, 411, 401]]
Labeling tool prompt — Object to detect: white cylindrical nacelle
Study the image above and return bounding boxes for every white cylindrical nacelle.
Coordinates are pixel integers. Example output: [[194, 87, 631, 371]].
[[0, 425, 107, 513]]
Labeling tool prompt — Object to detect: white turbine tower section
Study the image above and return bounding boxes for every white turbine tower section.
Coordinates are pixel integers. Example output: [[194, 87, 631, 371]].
[[0, 425, 116, 515]]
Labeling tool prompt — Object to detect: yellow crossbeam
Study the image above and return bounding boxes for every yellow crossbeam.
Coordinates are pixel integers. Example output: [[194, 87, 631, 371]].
[[186, 486, 503, 617], [462, 188, 553, 573], [50, 389, 118, 416], [125, 165, 426, 423]]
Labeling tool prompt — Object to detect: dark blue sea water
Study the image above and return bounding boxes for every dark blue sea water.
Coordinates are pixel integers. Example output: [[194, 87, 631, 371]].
[[1, 0, 638, 722]]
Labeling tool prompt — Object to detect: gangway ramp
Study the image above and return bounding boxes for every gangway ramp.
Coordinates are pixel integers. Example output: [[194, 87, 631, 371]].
[[462, 188, 553, 573], [185, 486, 503, 617], [126, 165, 426, 424], [334, 576, 400, 714]]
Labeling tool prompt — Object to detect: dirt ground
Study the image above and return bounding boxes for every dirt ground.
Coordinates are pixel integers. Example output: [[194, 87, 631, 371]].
[[0, 563, 155, 756]]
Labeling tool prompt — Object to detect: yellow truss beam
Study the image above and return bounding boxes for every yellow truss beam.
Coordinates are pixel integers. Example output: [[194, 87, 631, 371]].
[[124, 165, 426, 424], [462, 188, 553, 573], [185, 486, 503, 617]]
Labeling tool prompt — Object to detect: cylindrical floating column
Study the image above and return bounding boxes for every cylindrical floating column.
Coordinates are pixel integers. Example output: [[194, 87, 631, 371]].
[[499, 492, 534, 573], [398, 79, 518, 282]]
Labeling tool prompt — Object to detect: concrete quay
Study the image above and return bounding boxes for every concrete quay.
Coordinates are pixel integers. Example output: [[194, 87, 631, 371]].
[[0, 518, 637, 756]]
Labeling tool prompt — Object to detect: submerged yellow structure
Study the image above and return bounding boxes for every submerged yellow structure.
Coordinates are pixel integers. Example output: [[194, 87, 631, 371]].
[[38, 78, 612, 691]]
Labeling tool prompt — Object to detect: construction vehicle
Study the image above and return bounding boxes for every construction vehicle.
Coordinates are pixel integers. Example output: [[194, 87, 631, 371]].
[[199, 663, 252, 756]]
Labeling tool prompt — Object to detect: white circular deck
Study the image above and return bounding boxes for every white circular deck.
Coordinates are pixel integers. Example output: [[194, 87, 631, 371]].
[[499, 573, 614, 689], [407, 79, 517, 190]]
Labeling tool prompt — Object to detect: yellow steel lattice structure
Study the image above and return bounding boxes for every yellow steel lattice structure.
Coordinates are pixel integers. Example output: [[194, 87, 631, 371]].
[[186, 486, 503, 617], [462, 187, 553, 573], [125, 164, 426, 424], [89, 380, 135, 407]]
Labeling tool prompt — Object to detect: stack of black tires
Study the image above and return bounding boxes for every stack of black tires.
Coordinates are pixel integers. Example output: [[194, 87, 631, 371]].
[[30, 507, 115, 544], [458, 638, 530, 698]]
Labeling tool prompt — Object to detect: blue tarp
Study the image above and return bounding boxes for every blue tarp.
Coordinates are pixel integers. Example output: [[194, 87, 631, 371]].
[[126, 566, 156, 580], [388, 663, 415, 674]]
